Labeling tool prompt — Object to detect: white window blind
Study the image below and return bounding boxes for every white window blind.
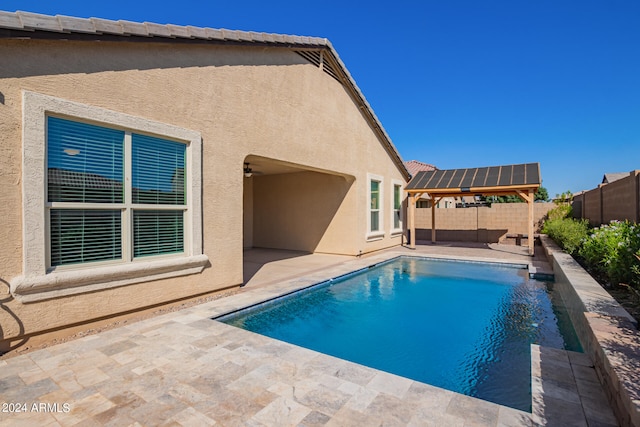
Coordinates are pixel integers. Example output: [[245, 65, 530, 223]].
[[47, 117, 124, 203], [133, 210, 184, 257], [132, 133, 185, 205], [50, 209, 122, 266]]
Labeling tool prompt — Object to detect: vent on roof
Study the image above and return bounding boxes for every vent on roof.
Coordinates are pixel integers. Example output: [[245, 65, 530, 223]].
[[295, 50, 342, 84]]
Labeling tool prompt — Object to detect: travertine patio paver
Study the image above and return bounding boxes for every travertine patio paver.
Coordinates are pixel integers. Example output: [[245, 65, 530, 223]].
[[0, 243, 619, 426]]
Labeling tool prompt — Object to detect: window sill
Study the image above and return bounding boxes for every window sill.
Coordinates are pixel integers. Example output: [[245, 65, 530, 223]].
[[366, 231, 385, 242], [390, 229, 403, 237], [11, 254, 209, 303]]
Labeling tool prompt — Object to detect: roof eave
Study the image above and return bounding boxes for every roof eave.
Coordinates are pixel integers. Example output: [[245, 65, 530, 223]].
[[406, 184, 540, 196]]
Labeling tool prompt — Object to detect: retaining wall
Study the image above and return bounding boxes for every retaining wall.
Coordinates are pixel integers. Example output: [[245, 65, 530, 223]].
[[541, 235, 640, 426]]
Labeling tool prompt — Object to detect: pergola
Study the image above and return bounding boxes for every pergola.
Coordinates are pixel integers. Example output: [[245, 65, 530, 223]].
[[405, 162, 541, 255]]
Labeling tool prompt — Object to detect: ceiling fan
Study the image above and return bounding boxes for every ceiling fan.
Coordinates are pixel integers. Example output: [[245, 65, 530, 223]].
[[243, 162, 263, 178]]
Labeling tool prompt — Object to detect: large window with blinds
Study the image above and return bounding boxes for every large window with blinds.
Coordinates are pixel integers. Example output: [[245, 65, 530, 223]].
[[47, 116, 187, 268]]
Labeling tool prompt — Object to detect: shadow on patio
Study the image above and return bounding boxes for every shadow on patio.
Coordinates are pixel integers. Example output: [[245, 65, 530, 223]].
[[243, 248, 352, 288]]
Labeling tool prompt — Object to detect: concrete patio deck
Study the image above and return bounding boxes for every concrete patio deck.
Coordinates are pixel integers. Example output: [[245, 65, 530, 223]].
[[0, 243, 619, 426]]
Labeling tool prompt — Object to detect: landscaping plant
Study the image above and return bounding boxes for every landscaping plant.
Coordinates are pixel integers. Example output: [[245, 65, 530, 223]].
[[579, 220, 640, 287], [541, 192, 640, 289], [542, 216, 589, 255], [541, 194, 589, 255]]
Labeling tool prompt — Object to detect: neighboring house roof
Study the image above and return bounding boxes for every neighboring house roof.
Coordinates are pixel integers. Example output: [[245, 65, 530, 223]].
[[48, 168, 122, 190], [602, 172, 628, 184], [0, 10, 410, 180], [404, 160, 437, 177]]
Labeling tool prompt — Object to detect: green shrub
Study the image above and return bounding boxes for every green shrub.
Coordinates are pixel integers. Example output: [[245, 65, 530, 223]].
[[542, 217, 589, 255], [542, 193, 640, 288], [546, 204, 572, 221], [545, 191, 573, 221], [579, 221, 640, 286]]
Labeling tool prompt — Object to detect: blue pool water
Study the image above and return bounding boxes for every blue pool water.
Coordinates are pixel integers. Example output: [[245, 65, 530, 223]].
[[219, 257, 581, 412]]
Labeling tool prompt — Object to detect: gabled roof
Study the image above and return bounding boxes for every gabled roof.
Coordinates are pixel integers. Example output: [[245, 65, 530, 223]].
[[406, 162, 540, 195], [404, 160, 437, 177], [0, 10, 410, 180]]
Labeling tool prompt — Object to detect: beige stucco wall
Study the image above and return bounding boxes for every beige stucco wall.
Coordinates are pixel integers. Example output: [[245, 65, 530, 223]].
[[243, 177, 254, 249], [0, 38, 406, 348], [252, 171, 356, 254]]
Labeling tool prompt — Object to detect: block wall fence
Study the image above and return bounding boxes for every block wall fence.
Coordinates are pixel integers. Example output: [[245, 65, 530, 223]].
[[413, 202, 555, 243], [572, 171, 640, 226]]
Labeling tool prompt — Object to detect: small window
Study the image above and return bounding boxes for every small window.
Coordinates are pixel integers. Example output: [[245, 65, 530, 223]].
[[370, 179, 380, 232], [393, 183, 402, 230], [366, 173, 384, 240]]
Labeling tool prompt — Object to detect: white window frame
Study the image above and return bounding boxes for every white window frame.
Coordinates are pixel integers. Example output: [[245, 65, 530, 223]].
[[366, 173, 385, 241], [11, 91, 208, 302], [391, 179, 404, 236]]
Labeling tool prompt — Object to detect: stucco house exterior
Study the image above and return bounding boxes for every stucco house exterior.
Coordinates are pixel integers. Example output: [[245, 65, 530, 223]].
[[0, 11, 409, 352]]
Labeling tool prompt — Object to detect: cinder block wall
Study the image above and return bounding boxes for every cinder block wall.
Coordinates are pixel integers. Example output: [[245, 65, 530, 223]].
[[415, 203, 554, 243], [574, 171, 640, 227], [583, 188, 603, 226], [602, 174, 639, 224]]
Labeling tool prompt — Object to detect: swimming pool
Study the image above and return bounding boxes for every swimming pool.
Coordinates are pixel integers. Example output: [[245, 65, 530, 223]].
[[218, 256, 581, 412]]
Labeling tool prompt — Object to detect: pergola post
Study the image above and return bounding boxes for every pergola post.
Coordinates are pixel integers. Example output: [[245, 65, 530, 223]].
[[516, 189, 535, 256], [431, 196, 442, 244], [431, 195, 436, 244], [528, 189, 534, 256], [408, 193, 415, 249]]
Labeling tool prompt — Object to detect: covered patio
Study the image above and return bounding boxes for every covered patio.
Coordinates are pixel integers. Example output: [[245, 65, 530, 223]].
[[405, 163, 541, 255]]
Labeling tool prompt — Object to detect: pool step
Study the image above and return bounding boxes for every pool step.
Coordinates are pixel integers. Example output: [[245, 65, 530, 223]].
[[529, 265, 554, 281]]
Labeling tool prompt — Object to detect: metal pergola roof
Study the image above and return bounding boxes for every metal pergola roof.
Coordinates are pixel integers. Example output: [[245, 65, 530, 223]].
[[406, 162, 540, 196], [405, 162, 542, 255]]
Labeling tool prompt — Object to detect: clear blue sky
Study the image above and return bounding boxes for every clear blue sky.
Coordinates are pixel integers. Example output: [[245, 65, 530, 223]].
[[4, 1, 639, 198]]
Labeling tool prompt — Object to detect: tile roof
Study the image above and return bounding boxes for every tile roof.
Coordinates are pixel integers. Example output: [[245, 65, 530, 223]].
[[0, 10, 409, 179], [404, 160, 437, 177], [0, 10, 329, 46]]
